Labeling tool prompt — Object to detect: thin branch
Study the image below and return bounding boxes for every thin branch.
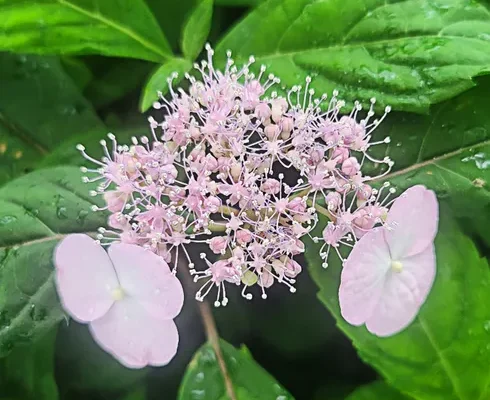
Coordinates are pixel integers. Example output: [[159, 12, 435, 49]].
[[180, 266, 237, 400], [197, 301, 237, 400], [375, 138, 490, 182]]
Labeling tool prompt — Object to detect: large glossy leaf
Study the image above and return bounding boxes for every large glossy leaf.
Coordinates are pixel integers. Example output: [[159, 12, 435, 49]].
[[305, 214, 490, 400], [216, 0, 490, 112], [0, 53, 104, 185], [0, 0, 171, 62], [345, 381, 412, 400], [368, 79, 490, 225], [214, 0, 264, 5], [0, 167, 105, 357], [178, 339, 293, 399], [181, 0, 214, 60], [0, 329, 58, 400]]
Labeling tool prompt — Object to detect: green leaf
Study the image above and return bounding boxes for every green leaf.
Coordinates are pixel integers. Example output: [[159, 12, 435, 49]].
[[0, 0, 171, 62], [0, 166, 106, 357], [181, 0, 214, 61], [146, 0, 198, 52], [0, 329, 59, 400], [345, 381, 412, 400], [178, 339, 294, 399], [368, 79, 490, 230], [84, 59, 153, 109], [0, 53, 104, 185], [306, 214, 490, 400], [60, 57, 93, 91], [216, 0, 490, 113], [139, 58, 193, 112], [214, 0, 264, 5]]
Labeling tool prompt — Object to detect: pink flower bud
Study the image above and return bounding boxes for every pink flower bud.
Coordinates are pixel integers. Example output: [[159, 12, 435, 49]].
[[230, 163, 242, 181], [271, 98, 288, 122], [237, 229, 252, 244], [261, 178, 281, 194], [280, 117, 294, 133], [160, 164, 178, 182], [352, 208, 376, 238], [264, 124, 280, 140], [357, 184, 373, 201], [325, 192, 342, 210], [205, 196, 221, 213], [209, 236, 228, 254], [255, 102, 271, 120], [331, 147, 349, 163], [342, 157, 361, 176], [258, 267, 274, 288], [309, 148, 325, 165], [189, 124, 201, 140], [283, 257, 302, 278], [287, 197, 306, 213]]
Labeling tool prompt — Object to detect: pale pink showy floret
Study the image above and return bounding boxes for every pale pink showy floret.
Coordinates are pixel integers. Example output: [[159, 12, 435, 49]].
[[339, 185, 438, 337], [54, 234, 184, 368]]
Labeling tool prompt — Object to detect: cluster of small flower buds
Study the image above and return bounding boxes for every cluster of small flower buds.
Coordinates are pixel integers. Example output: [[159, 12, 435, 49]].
[[78, 44, 394, 306]]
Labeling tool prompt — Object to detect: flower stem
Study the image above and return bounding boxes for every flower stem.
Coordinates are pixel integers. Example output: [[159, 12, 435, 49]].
[[197, 301, 237, 400]]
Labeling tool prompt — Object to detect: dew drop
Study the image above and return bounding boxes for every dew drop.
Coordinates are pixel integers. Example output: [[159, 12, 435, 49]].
[[0, 216, 17, 226], [195, 372, 204, 382]]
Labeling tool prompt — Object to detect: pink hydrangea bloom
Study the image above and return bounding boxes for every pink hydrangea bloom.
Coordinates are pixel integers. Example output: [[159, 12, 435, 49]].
[[77, 45, 394, 304], [54, 234, 184, 368], [339, 185, 438, 337]]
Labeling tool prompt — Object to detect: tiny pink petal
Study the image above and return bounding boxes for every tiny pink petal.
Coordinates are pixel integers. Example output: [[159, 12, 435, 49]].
[[89, 298, 179, 368], [54, 234, 118, 323], [385, 185, 438, 259], [365, 244, 436, 337], [108, 244, 184, 320], [339, 228, 391, 326]]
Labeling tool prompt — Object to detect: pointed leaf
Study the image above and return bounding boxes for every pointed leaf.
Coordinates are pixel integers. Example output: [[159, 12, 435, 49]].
[[0, 167, 107, 357], [0, 0, 171, 62], [178, 339, 294, 399], [181, 0, 214, 61], [345, 381, 412, 400], [0, 53, 104, 185], [217, 0, 490, 112]]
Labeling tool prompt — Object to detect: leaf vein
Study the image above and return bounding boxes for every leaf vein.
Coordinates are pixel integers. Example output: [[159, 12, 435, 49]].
[[56, 0, 168, 61]]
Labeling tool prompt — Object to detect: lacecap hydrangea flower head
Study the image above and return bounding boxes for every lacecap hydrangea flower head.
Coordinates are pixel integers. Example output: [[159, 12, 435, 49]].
[[54, 45, 439, 368]]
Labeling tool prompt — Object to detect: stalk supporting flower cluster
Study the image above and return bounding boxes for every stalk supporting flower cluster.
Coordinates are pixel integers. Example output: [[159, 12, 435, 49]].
[[78, 45, 394, 306]]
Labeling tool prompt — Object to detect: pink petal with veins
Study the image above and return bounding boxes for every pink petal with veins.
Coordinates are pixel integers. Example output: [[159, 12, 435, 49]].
[[385, 185, 438, 259], [89, 298, 179, 369], [54, 234, 118, 323]]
